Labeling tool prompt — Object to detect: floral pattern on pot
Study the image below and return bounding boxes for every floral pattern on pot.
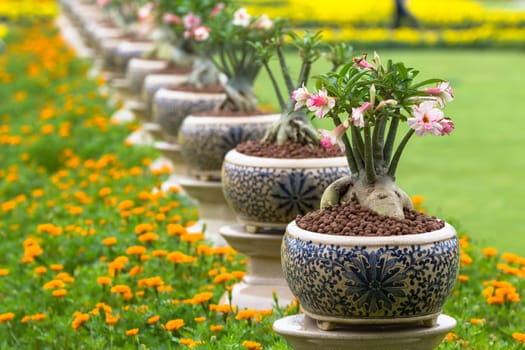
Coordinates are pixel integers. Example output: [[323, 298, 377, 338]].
[[178, 114, 280, 179], [152, 88, 226, 143], [221, 150, 350, 231], [281, 221, 460, 325]]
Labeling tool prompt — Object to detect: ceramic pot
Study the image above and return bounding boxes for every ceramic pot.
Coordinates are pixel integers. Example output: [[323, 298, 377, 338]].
[[152, 88, 226, 143], [124, 57, 169, 96], [281, 220, 460, 330], [142, 73, 189, 119], [178, 113, 280, 181], [115, 42, 156, 75], [221, 150, 350, 232]]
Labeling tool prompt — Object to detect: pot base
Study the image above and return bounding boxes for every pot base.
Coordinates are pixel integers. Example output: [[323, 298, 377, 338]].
[[273, 313, 456, 350]]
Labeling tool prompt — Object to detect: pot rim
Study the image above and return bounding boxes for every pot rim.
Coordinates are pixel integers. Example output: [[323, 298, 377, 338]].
[[155, 88, 226, 99], [286, 220, 456, 246], [223, 149, 349, 168], [183, 113, 280, 124]]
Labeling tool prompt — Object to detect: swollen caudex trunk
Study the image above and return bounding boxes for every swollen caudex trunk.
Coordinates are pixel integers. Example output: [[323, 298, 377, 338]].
[[320, 175, 413, 219]]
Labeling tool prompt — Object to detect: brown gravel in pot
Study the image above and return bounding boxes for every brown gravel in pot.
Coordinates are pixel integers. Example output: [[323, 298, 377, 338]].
[[296, 199, 445, 236], [236, 140, 344, 159]]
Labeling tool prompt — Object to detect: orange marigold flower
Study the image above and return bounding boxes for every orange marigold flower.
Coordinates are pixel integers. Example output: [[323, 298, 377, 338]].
[[410, 194, 425, 207], [502, 253, 520, 264], [126, 245, 147, 256], [138, 232, 159, 243], [181, 233, 204, 243], [184, 292, 214, 305], [167, 251, 197, 264], [236, 309, 257, 320], [128, 265, 143, 276], [513, 332, 525, 342], [31, 313, 46, 321], [102, 237, 117, 246], [167, 223, 187, 236], [105, 313, 120, 325], [194, 316, 206, 323], [71, 312, 89, 330], [98, 187, 112, 197], [147, 315, 160, 324], [444, 332, 458, 342], [135, 223, 154, 234], [43, 279, 65, 290], [117, 200, 134, 211], [0, 268, 8, 276], [164, 319, 185, 332], [152, 249, 168, 257], [97, 276, 112, 286], [50, 264, 63, 271], [0, 312, 15, 323], [34, 266, 47, 275], [470, 318, 485, 325], [126, 328, 139, 336], [214, 273, 234, 284], [52, 289, 68, 297], [210, 324, 224, 332], [210, 303, 235, 314], [482, 247, 498, 257], [242, 340, 262, 350], [460, 252, 473, 267]]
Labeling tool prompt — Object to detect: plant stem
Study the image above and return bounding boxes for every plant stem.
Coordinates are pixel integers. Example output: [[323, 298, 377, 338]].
[[388, 128, 415, 177], [383, 115, 399, 164], [334, 116, 358, 173], [262, 61, 285, 109], [350, 125, 365, 168], [276, 43, 295, 96], [372, 111, 387, 168], [363, 125, 377, 184]]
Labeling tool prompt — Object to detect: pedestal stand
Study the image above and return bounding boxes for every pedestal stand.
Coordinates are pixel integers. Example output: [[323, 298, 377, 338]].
[[219, 225, 295, 310], [273, 313, 456, 350], [154, 141, 189, 192]]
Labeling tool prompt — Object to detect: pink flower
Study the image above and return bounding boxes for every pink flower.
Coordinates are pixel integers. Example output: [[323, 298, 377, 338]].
[[97, 0, 109, 7], [183, 13, 201, 29], [306, 88, 336, 119], [252, 14, 273, 30], [137, 3, 153, 21], [352, 54, 374, 70], [291, 84, 310, 111], [233, 8, 251, 27], [439, 117, 455, 135], [210, 3, 225, 16], [407, 101, 444, 136], [351, 102, 372, 127], [319, 123, 348, 153], [163, 13, 181, 25], [193, 26, 210, 41], [424, 81, 454, 107]]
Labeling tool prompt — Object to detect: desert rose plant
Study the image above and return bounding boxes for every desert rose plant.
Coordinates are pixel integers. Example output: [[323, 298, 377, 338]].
[[292, 52, 455, 218]]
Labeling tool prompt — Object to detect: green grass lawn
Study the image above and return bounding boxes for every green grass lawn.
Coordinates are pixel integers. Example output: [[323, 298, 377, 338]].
[[255, 48, 525, 254]]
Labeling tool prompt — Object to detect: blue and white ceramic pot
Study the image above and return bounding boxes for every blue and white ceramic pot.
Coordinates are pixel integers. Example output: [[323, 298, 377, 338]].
[[221, 150, 350, 233], [178, 113, 280, 181], [152, 88, 226, 144], [281, 220, 460, 330]]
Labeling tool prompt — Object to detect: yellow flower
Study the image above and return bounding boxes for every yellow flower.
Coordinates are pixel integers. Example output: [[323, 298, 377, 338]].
[[242, 340, 262, 350], [71, 312, 89, 330], [102, 237, 117, 246], [52, 289, 67, 298], [469, 318, 485, 325], [147, 315, 160, 324], [0, 312, 15, 323], [210, 324, 224, 332], [164, 319, 185, 332], [126, 245, 147, 256], [126, 328, 139, 336], [513, 332, 525, 342], [482, 247, 498, 257], [235, 309, 258, 320], [97, 276, 112, 286]]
